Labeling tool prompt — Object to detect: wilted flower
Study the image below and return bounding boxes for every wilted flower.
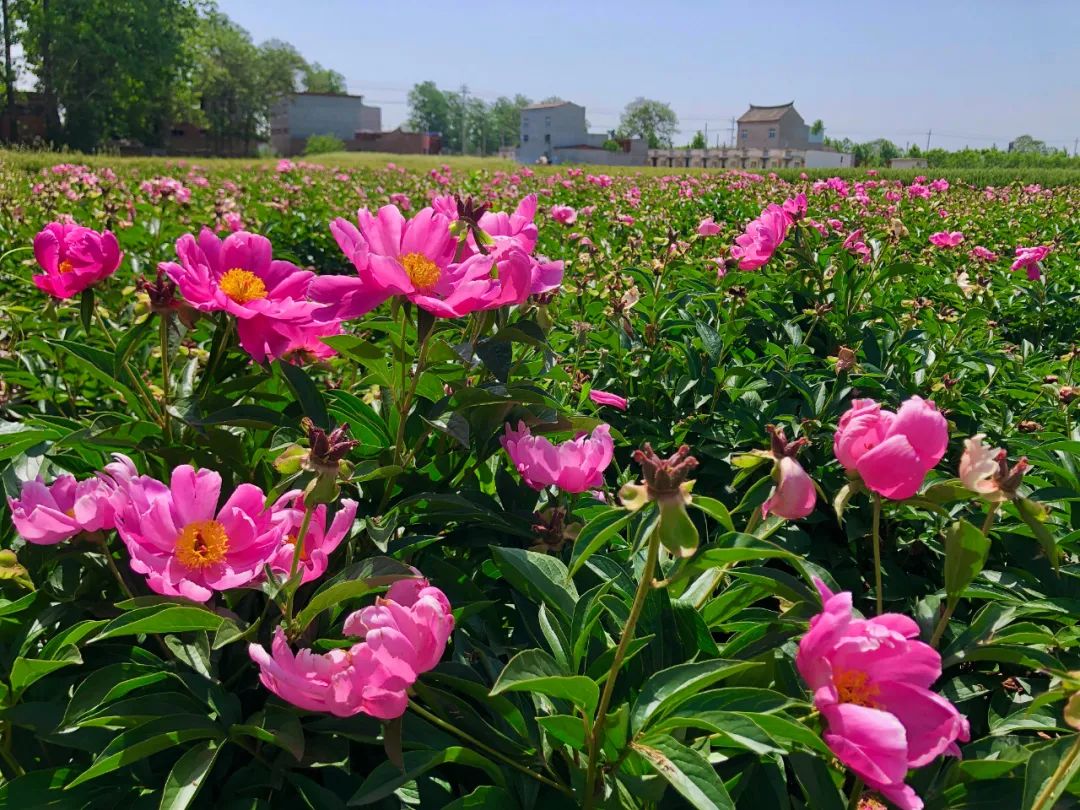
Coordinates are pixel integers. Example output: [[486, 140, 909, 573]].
[[761, 426, 816, 520], [959, 434, 1028, 502], [620, 443, 700, 557], [276, 419, 360, 504]]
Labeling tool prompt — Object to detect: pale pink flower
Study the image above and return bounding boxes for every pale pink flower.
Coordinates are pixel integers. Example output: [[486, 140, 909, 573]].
[[833, 397, 948, 500], [551, 204, 577, 224], [969, 246, 997, 262], [763, 457, 816, 520], [797, 579, 969, 810], [696, 217, 721, 236], [501, 422, 614, 493], [959, 435, 1028, 503]]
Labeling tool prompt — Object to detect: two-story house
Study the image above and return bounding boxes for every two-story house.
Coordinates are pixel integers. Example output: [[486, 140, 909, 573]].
[[736, 102, 811, 150]]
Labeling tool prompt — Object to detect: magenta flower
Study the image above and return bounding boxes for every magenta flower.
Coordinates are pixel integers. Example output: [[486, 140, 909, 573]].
[[112, 464, 284, 602], [589, 389, 628, 411], [834, 397, 948, 500], [161, 229, 317, 360], [763, 457, 816, 520], [969, 246, 998, 262], [696, 217, 721, 236], [8, 475, 116, 544], [550, 204, 577, 225], [1010, 245, 1051, 280], [782, 193, 808, 221], [501, 422, 614, 493], [249, 575, 453, 720], [797, 579, 969, 810], [269, 493, 358, 584], [478, 194, 539, 255], [929, 231, 964, 248], [730, 203, 790, 271], [32, 222, 122, 299]]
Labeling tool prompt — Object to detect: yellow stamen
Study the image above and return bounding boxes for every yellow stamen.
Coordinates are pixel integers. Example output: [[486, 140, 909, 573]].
[[835, 669, 881, 708], [401, 252, 441, 290], [175, 520, 230, 570], [65, 508, 76, 518], [58, 260, 75, 274], [219, 268, 268, 304]]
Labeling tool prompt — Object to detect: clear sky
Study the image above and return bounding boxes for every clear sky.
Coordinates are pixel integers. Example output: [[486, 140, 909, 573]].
[[218, 0, 1080, 152]]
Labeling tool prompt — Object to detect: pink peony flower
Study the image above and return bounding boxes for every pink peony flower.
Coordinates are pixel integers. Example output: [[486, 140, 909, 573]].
[[1010, 245, 1051, 280], [589, 389, 628, 411], [696, 217, 721, 236], [161, 229, 318, 361], [969, 246, 997, 262], [269, 493, 358, 584], [8, 475, 116, 544], [797, 578, 969, 810], [550, 204, 577, 224], [730, 203, 789, 271], [782, 193, 808, 221], [32, 222, 122, 299], [477, 194, 538, 254], [501, 422, 614, 493], [959, 434, 1028, 503], [112, 464, 284, 602], [929, 231, 964, 248], [249, 575, 453, 720], [833, 397, 948, 500], [762, 457, 816, 519]]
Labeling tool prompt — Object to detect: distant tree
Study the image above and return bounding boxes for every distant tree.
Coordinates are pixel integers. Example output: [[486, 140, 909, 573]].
[[617, 97, 678, 148], [259, 39, 306, 101], [407, 80, 450, 137], [20, 0, 199, 150], [689, 130, 707, 149], [907, 143, 922, 157], [1009, 134, 1049, 154], [489, 94, 530, 148], [810, 119, 825, 135], [303, 132, 344, 155], [539, 95, 565, 104], [303, 62, 346, 94], [1, 0, 15, 140]]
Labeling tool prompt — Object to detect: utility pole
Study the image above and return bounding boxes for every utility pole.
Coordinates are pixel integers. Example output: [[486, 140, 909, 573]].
[[704, 120, 708, 147], [925, 128, 932, 151], [1, 0, 15, 142], [457, 84, 469, 155], [729, 117, 736, 147], [1074, 137, 1078, 157]]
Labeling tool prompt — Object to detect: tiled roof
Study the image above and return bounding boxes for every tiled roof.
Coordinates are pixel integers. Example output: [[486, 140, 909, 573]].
[[524, 101, 576, 110], [737, 103, 796, 123]]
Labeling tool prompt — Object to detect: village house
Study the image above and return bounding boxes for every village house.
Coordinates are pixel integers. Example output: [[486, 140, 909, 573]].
[[516, 100, 647, 166], [270, 92, 382, 156], [736, 101, 813, 150]]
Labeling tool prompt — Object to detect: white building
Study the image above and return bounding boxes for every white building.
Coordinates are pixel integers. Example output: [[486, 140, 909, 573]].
[[271, 92, 382, 156], [517, 101, 647, 166], [648, 146, 853, 170]]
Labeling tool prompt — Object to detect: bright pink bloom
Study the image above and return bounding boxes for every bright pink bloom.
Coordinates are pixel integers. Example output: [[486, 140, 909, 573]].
[[797, 579, 969, 810], [248, 575, 453, 720], [1010, 245, 1051, 280], [269, 493, 358, 584], [834, 397, 948, 500], [8, 475, 116, 544], [589, 389, 628, 411], [782, 193, 808, 221], [762, 457, 816, 519], [929, 231, 964, 248], [969, 246, 997, 262], [240, 313, 343, 364], [478, 194, 539, 254], [696, 217, 721, 236], [731, 203, 789, 271], [551, 204, 577, 224], [112, 464, 284, 602], [32, 222, 122, 299], [501, 422, 614, 493], [161, 229, 317, 360]]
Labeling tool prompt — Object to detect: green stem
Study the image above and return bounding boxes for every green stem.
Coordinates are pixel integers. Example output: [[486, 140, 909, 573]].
[[95, 309, 117, 349], [283, 505, 316, 623], [846, 776, 864, 810], [583, 528, 661, 809], [1030, 733, 1080, 810], [98, 538, 134, 600], [744, 507, 763, 536], [195, 313, 232, 399], [407, 700, 572, 796], [934, 501, 1001, 647], [0, 721, 24, 778], [871, 493, 883, 615], [377, 325, 433, 514], [981, 501, 1000, 536], [159, 312, 173, 441]]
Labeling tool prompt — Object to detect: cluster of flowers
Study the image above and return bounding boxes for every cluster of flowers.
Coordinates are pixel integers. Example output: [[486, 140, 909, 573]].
[[7, 455, 357, 602]]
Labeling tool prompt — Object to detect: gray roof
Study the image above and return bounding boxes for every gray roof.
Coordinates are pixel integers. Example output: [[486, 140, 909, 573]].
[[737, 102, 796, 123], [524, 100, 577, 110]]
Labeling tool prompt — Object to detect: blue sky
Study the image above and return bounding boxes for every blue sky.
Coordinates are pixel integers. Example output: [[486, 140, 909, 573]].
[[219, 0, 1080, 152]]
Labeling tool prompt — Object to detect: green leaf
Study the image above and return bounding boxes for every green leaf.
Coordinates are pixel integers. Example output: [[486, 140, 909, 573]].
[[689, 496, 735, 532], [944, 518, 991, 606], [348, 747, 506, 805], [294, 557, 413, 632], [63, 663, 173, 727], [159, 741, 221, 810], [1023, 734, 1080, 810], [537, 714, 587, 749], [94, 604, 228, 640], [80, 288, 94, 333], [568, 508, 634, 578], [490, 649, 599, 715], [279, 360, 329, 428], [66, 715, 222, 788], [231, 707, 304, 761], [633, 735, 735, 810], [632, 659, 757, 733], [491, 547, 578, 619], [1016, 497, 1059, 568], [442, 787, 517, 810], [10, 647, 82, 696]]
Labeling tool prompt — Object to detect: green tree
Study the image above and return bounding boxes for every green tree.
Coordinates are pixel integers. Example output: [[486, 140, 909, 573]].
[[20, 0, 198, 150], [489, 94, 531, 149], [303, 132, 344, 155], [689, 130, 707, 149], [617, 97, 678, 148], [810, 118, 825, 136], [1009, 134, 1049, 154], [1, 0, 16, 140], [407, 80, 450, 138], [303, 62, 346, 94]]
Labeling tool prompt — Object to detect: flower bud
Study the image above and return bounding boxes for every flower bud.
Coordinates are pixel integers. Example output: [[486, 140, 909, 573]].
[[622, 443, 700, 558]]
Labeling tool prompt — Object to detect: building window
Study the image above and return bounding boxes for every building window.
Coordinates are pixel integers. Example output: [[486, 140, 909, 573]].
[[545, 116, 551, 127], [768, 128, 776, 139], [544, 133, 550, 143], [741, 130, 748, 140], [523, 118, 528, 127], [523, 134, 529, 142]]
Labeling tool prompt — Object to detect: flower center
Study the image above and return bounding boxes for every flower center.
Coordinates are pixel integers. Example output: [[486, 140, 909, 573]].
[[175, 520, 230, 570], [219, 268, 268, 304], [835, 669, 881, 708], [401, 252, 440, 290], [286, 533, 311, 562], [58, 260, 75, 274]]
